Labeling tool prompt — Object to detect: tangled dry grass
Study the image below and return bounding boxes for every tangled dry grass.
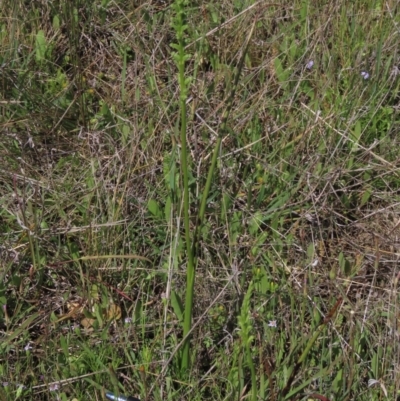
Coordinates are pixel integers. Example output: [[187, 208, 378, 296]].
[[1, 0, 400, 400]]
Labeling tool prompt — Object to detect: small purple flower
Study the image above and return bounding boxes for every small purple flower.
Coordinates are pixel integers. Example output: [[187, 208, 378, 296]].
[[391, 66, 400, 77], [124, 317, 133, 324], [2, 382, 8, 387], [361, 71, 370, 80], [268, 320, 277, 327], [49, 383, 60, 392], [24, 343, 33, 351], [305, 60, 314, 70]]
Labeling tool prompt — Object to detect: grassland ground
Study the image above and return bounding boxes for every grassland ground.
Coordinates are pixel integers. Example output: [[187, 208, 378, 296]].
[[0, 0, 400, 400]]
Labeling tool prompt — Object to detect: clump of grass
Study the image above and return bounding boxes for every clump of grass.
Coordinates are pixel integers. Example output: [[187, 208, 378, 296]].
[[1, 0, 400, 400]]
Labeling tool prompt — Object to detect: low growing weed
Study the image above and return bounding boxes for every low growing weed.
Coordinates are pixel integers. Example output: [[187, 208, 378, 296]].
[[0, 0, 400, 400]]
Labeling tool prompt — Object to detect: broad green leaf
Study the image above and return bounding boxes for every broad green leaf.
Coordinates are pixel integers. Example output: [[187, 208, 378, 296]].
[[274, 57, 289, 84], [171, 290, 184, 322], [60, 334, 69, 358], [164, 196, 172, 222], [338, 252, 351, 277], [360, 188, 372, 206], [147, 199, 161, 217], [35, 30, 47, 62], [332, 368, 343, 392], [53, 15, 60, 30]]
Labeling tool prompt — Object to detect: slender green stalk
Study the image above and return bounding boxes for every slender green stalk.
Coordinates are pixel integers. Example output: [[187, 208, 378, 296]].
[[179, 16, 256, 372], [238, 281, 257, 401], [172, 0, 256, 373], [170, 0, 195, 372]]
